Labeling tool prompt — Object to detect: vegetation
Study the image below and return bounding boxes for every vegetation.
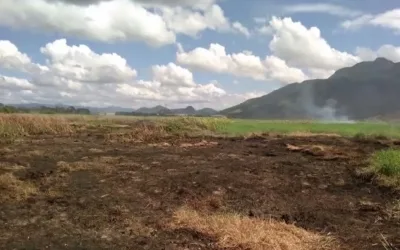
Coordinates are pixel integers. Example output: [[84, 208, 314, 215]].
[[0, 103, 90, 115], [0, 172, 38, 202], [171, 207, 336, 250], [363, 149, 400, 187], [370, 149, 400, 177], [3, 113, 400, 140], [1, 113, 399, 249], [0, 114, 230, 140], [0, 114, 74, 139], [220, 119, 400, 138]]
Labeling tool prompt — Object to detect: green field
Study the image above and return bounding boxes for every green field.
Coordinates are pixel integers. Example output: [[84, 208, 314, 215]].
[[3, 113, 400, 139], [221, 119, 400, 138]]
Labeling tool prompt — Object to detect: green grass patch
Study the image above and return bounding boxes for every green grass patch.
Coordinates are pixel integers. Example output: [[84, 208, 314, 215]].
[[370, 149, 400, 177], [361, 149, 400, 188], [218, 119, 400, 138]]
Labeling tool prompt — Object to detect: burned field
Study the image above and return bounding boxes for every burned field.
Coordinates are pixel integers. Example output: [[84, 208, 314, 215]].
[[1, 130, 400, 249]]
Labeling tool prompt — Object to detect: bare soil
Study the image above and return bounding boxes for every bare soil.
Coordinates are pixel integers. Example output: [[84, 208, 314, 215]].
[[1, 133, 399, 250]]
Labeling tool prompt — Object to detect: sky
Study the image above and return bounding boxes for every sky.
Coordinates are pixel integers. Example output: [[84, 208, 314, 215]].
[[0, 0, 400, 110]]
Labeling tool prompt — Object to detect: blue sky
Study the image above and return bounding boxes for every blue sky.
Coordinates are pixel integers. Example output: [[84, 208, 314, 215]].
[[0, 0, 399, 109]]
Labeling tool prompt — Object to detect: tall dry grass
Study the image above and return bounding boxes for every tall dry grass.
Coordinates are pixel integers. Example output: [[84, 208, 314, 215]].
[[0, 114, 74, 139], [162, 116, 231, 133], [0, 114, 230, 141]]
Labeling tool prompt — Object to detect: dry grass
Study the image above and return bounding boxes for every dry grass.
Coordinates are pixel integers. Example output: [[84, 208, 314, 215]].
[[0, 172, 38, 202], [170, 207, 337, 250], [0, 114, 74, 139], [1, 113, 230, 142], [287, 131, 340, 137], [56, 159, 117, 174]]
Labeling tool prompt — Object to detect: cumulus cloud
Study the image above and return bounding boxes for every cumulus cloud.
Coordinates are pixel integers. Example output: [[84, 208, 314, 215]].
[[46, 0, 217, 9], [152, 63, 196, 87], [264, 56, 307, 83], [177, 43, 267, 81], [269, 17, 360, 71], [159, 4, 231, 37], [0, 0, 247, 47], [0, 0, 176, 47], [177, 16, 396, 83], [176, 43, 308, 83], [39, 39, 137, 84], [282, 3, 362, 17], [0, 75, 36, 90], [356, 45, 400, 62], [0, 39, 262, 109], [341, 9, 400, 32], [0, 40, 46, 73]]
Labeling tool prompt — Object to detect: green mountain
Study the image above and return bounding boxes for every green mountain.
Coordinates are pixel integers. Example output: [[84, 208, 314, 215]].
[[221, 58, 400, 121]]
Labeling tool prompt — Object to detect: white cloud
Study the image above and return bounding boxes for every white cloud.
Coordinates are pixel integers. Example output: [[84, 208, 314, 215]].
[[0, 0, 247, 47], [264, 56, 307, 83], [356, 45, 400, 62], [176, 43, 307, 83], [0, 38, 260, 109], [0, 0, 177, 47], [39, 39, 137, 84], [283, 3, 362, 17], [49, 0, 218, 10], [176, 16, 383, 83], [0, 41, 31, 70], [0, 40, 46, 73], [342, 9, 400, 32], [152, 63, 195, 87], [0, 75, 36, 90], [341, 15, 374, 30], [160, 4, 230, 37], [269, 17, 360, 71], [232, 22, 251, 37], [256, 24, 273, 36], [176, 43, 267, 80]]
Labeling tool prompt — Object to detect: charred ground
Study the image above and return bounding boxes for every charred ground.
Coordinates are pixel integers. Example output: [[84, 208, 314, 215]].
[[1, 126, 400, 249]]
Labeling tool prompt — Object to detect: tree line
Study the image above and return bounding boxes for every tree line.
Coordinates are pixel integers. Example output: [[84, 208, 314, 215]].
[[0, 103, 90, 114]]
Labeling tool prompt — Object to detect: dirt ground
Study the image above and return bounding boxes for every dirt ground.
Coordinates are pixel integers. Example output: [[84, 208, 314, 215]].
[[1, 132, 399, 250]]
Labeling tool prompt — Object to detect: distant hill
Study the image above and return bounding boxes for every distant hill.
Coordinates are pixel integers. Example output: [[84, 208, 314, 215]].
[[129, 105, 218, 116], [5, 102, 219, 116], [221, 58, 400, 121], [9, 103, 134, 114], [135, 105, 171, 115]]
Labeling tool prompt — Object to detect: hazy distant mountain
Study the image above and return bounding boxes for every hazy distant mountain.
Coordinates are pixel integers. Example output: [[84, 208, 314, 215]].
[[196, 108, 218, 116], [170, 106, 196, 115], [134, 105, 218, 116], [8, 103, 134, 114], [135, 105, 171, 114], [88, 106, 134, 114], [221, 58, 400, 121]]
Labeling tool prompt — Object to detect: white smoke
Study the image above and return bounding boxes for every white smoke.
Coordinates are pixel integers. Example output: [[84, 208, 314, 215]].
[[300, 82, 354, 123]]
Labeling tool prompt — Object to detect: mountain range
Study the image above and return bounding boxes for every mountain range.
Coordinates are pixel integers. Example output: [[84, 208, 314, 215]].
[[221, 58, 400, 121], [133, 105, 218, 116]]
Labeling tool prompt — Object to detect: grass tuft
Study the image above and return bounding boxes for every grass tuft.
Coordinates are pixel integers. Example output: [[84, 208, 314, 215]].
[[360, 149, 400, 188], [370, 149, 400, 177], [170, 207, 337, 250], [0, 173, 38, 202]]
